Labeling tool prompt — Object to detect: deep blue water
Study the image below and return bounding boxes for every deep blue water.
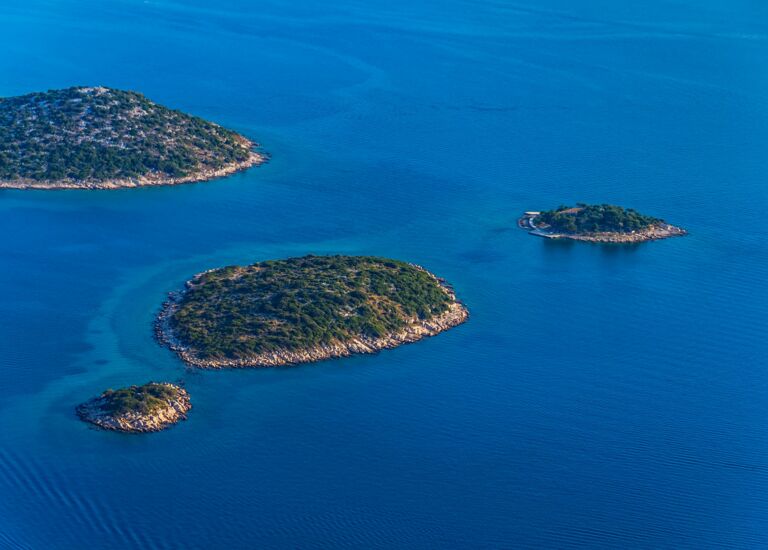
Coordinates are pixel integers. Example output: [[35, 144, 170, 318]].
[[1, 0, 768, 547]]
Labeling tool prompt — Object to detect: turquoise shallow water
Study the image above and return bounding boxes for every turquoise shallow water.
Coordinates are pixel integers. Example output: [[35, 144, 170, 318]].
[[1, 0, 768, 547]]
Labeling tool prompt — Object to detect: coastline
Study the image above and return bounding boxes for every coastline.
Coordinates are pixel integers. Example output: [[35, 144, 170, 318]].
[[76, 383, 191, 433], [155, 267, 469, 369], [0, 149, 266, 190], [518, 214, 687, 243]]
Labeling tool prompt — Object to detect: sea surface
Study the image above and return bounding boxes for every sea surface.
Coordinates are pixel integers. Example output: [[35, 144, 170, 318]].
[[1, 0, 767, 547]]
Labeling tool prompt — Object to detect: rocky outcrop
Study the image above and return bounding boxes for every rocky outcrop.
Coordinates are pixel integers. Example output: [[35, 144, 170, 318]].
[[76, 383, 191, 433], [155, 268, 469, 369]]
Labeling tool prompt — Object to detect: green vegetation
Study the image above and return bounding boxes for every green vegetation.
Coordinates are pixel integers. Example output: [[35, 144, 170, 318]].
[[169, 256, 453, 359], [0, 86, 253, 183], [536, 204, 662, 234], [100, 383, 179, 416]]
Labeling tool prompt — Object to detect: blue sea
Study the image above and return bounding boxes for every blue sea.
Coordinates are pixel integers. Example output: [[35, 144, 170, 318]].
[[1, 0, 767, 547]]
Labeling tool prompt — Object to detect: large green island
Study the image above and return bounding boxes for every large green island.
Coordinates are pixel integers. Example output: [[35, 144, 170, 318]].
[[156, 255, 469, 368], [76, 382, 191, 433], [0, 86, 265, 189], [519, 204, 686, 243]]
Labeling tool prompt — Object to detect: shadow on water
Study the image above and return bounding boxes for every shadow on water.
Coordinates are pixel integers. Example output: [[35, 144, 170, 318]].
[[539, 237, 577, 258], [538, 238, 647, 271], [541, 237, 645, 256], [595, 241, 645, 256]]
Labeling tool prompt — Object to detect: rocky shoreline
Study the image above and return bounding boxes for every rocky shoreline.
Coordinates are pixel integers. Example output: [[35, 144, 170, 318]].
[[0, 149, 266, 190], [76, 383, 191, 433], [553, 223, 686, 243], [519, 215, 686, 243], [155, 267, 469, 369]]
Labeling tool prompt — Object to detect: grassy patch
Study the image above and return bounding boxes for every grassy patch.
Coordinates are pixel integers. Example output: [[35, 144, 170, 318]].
[[101, 383, 179, 416]]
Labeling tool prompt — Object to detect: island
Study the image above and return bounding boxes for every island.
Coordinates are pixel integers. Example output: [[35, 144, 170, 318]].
[[76, 382, 191, 433], [156, 255, 469, 368], [518, 204, 686, 243], [0, 86, 265, 189]]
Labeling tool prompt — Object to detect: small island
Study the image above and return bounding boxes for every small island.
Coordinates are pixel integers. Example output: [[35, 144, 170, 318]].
[[156, 255, 469, 368], [76, 382, 191, 433], [519, 204, 686, 243], [0, 86, 265, 189]]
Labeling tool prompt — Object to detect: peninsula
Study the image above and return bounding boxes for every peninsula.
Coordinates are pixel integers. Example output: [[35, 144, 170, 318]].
[[0, 86, 265, 189], [519, 204, 686, 243], [76, 382, 191, 433], [156, 255, 469, 368]]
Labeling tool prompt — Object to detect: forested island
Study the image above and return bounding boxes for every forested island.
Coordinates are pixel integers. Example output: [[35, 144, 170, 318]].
[[76, 382, 191, 433], [156, 255, 469, 368], [519, 204, 686, 242], [0, 86, 265, 189]]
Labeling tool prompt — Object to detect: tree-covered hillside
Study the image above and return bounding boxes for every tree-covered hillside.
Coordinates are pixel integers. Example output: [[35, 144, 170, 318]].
[[0, 86, 254, 183], [169, 256, 455, 360], [536, 204, 662, 234]]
